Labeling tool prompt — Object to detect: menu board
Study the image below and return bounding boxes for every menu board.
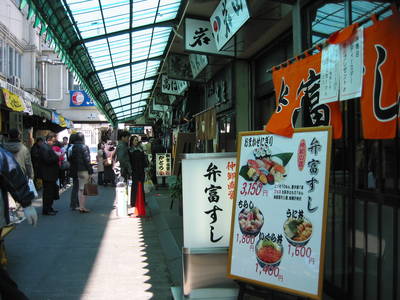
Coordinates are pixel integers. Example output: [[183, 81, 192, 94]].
[[156, 153, 172, 176], [227, 127, 332, 299]]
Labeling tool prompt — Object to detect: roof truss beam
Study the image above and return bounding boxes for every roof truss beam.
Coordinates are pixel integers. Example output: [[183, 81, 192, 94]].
[[98, 75, 158, 96], [70, 20, 176, 50]]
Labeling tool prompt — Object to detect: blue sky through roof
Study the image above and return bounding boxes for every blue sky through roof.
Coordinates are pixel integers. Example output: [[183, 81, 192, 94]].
[[65, 0, 182, 121]]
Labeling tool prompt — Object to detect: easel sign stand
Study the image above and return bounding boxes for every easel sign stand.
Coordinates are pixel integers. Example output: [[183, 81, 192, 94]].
[[227, 127, 332, 300]]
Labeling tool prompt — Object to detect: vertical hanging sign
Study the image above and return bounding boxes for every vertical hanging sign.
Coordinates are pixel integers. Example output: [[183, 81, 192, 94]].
[[339, 27, 364, 101], [210, 0, 250, 51], [228, 127, 332, 300], [319, 44, 340, 104]]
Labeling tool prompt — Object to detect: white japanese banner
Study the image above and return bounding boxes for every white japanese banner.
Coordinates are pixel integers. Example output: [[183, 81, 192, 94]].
[[185, 18, 234, 56], [161, 75, 188, 96], [319, 44, 340, 104], [339, 27, 364, 101], [156, 153, 172, 177], [210, 0, 250, 51], [182, 153, 237, 248], [189, 54, 208, 79], [228, 128, 331, 300]]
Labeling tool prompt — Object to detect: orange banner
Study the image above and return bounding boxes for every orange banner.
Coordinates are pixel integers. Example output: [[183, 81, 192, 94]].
[[360, 8, 400, 139], [266, 52, 342, 139]]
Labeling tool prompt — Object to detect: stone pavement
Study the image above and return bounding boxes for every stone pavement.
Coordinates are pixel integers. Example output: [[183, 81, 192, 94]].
[[4, 184, 177, 300]]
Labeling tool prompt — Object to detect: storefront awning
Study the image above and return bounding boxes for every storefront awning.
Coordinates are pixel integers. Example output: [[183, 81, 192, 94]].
[[31, 103, 52, 120]]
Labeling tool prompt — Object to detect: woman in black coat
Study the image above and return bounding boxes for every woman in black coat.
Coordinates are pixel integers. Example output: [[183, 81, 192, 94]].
[[129, 135, 147, 207], [69, 132, 93, 213], [39, 133, 60, 215]]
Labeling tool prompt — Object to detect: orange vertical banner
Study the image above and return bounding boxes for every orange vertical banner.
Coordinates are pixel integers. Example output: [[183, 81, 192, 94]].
[[266, 53, 343, 139], [360, 8, 400, 139]]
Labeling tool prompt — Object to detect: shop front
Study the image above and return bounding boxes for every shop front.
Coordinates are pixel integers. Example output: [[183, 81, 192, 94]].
[[248, 2, 399, 299]]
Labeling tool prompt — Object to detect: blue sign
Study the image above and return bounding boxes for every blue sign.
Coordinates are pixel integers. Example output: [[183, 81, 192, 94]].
[[69, 90, 94, 107]]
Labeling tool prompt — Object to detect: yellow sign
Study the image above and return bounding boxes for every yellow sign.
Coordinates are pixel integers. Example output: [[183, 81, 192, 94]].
[[59, 115, 67, 127], [2, 88, 25, 112]]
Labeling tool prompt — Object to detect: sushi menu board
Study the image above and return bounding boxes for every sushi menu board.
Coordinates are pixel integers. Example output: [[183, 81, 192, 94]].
[[227, 127, 332, 300]]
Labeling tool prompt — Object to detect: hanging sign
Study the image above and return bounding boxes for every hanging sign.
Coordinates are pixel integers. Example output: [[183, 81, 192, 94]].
[[156, 153, 172, 176], [319, 44, 340, 104], [22, 96, 33, 115], [51, 112, 60, 124], [210, 0, 250, 51], [339, 27, 364, 101], [185, 18, 234, 56], [189, 54, 208, 79], [70, 90, 94, 107], [320, 27, 364, 104], [2, 88, 25, 112], [161, 75, 188, 96], [182, 153, 237, 248], [228, 127, 332, 300]]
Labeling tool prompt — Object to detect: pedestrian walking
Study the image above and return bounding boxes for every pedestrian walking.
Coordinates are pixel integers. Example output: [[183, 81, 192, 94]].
[[69, 132, 93, 213], [3, 129, 34, 180], [30, 137, 44, 189], [39, 133, 60, 215], [103, 142, 116, 186], [0, 146, 38, 300], [96, 142, 105, 185], [66, 133, 79, 210], [128, 135, 147, 207], [116, 131, 131, 180]]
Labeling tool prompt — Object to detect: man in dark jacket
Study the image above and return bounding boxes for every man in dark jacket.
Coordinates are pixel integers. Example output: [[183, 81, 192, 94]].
[[116, 131, 132, 180], [0, 146, 38, 300], [39, 133, 60, 215], [31, 137, 44, 184]]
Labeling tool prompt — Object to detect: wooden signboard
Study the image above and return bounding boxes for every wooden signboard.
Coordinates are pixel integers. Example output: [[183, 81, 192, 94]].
[[227, 127, 332, 299]]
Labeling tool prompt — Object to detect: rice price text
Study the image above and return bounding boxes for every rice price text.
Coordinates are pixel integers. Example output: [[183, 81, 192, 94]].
[[255, 263, 284, 282]]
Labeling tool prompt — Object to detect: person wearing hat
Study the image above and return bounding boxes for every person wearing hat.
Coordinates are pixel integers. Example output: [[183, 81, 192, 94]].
[[2, 129, 34, 180]]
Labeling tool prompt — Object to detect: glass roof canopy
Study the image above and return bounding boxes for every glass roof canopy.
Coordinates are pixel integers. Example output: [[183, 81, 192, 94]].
[[22, 0, 185, 124]]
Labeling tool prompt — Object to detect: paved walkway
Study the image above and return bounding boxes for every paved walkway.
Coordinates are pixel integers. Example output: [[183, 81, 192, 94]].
[[5, 185, 174, 300]]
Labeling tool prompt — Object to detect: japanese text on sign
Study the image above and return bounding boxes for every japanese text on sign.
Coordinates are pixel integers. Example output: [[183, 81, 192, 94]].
[[156, 153, 171, 176], [228, 128, 331, 299]]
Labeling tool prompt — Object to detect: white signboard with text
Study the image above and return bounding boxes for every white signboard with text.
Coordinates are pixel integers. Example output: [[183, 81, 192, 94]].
[[228, 128, 331, 300], [320, 44, 340, 104], [182, 153, 237, 248], [189, 54, 208, 79], [161, 75, 188, 96], [320, 27, 364, 103], [339, 27, 364, 101], [185, 18, 233, 56], [156, 153, 172, 176], [210, 0, 250, 51]]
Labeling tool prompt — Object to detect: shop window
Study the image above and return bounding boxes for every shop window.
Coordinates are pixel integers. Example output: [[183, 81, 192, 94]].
[[8, 46, 14, 77], [308, 1, 346, 46], [17, 52, 21, 78], [254, 92, 276, 131], [218, 113, 236, 152]]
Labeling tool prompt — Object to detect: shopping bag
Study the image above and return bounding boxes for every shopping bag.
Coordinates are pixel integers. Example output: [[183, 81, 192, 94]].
[[83, 178, 98, 196], [28, 178, 38, 198], [143, 178, 154, 194]]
